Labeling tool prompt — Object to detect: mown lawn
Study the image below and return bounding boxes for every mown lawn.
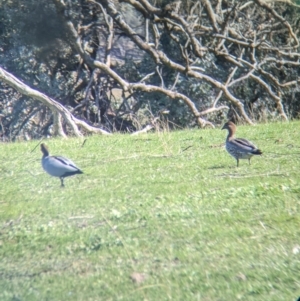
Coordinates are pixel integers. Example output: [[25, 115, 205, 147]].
[[0, 121, 300, 301]]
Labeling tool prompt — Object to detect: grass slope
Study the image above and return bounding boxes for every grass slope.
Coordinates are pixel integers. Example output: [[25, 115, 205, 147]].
[[0, 121, 300, 301]]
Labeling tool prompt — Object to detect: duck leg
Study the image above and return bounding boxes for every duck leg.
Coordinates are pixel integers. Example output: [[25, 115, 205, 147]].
[[60, 177, 65, 187], [248, 158, 251, 165], [236, 159, 239, 167]]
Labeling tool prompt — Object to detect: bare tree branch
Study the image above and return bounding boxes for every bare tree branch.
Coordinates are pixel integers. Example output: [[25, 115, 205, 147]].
[[0, 67, 111, 136], [49, 0, 299, 128]]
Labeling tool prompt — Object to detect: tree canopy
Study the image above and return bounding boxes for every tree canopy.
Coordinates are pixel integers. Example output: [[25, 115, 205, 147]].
[[0, 0, 299, 139]]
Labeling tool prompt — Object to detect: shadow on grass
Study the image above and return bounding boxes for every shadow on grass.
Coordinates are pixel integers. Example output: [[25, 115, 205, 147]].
[[208, 165, 227, 169]]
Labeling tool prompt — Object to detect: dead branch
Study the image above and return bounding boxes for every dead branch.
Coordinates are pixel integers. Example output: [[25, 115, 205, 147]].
[[253, 0, 299, 49], [131, 124, 153, 135], [202, 0, 219, 33], [48, 0, 299, 128], [0, 67, 111, 136], [96, 0, 254, 124]]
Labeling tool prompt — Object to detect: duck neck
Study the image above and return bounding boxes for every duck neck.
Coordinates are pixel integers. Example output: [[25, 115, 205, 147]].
[[41, 144, 49, 158], [226, 128, 235, 141]]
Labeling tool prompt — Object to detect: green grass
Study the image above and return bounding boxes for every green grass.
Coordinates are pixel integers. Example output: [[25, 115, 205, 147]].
[[1, 121, 300, 301]]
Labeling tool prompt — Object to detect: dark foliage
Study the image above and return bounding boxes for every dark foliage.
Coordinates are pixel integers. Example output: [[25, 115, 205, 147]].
[[0, 0, 299, 139]]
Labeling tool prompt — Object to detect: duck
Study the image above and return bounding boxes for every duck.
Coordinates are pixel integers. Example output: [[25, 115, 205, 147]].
[[40, 143, 83, 187], [221, 121, 262, 167]]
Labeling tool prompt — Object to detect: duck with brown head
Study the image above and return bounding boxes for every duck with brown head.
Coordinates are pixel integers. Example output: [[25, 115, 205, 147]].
[[222, 121, 262, 167], [40, 143, 83, 187]]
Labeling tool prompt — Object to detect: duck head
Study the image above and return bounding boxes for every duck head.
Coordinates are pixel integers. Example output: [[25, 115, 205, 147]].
[[222, 121, 236, 131], [40, 143, 50, 157], [222, 121, 237, 137]]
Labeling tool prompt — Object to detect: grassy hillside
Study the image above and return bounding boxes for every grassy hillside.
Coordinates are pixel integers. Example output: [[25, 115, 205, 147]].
[[0, 121, 300, 301]]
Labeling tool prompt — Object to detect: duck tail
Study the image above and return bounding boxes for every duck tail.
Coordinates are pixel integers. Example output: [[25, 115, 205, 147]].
[[253, 149, 263, 155], [64, 169, 83, 177], [73, 168, 84, 175]]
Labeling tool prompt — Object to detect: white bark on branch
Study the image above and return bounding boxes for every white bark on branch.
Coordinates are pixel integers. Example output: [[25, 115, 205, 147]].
[[0, 67, 111, 136], [103, 0, 253, 124], [53, 0, 298, 126], [53, 0, 222, 128], [253, 0, 299, 49], [131, 124, 153, 135]]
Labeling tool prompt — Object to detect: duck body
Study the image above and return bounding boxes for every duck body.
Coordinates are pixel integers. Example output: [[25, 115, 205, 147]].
[[41, 143, 83, 186], [222, 121, 262, 167]]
